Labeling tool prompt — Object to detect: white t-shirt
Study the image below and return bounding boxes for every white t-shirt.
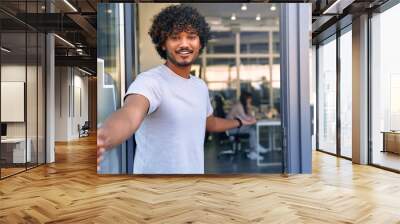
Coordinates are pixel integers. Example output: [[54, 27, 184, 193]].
[[125, 64, 213, 174]]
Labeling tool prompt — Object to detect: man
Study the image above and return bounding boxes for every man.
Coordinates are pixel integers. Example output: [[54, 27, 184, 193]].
[[97, 5, 256, 174]]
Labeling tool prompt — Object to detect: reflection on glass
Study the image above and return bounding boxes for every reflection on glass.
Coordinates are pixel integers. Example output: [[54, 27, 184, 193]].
[[0, 1, 47, 178], [38, 32, 46, 165], [240, 58, 280, 109], [240, 32, 268, 54], [27, 31, 38, 169], [208, 32, 236, 54], [188, 3, 282, 173], [205, 58, 237, 100], [97, 4, 123, 174], [273, 32, 280, 54], [318, 37, 337, 154], [1, 30, 27, 177], [371, 4, 400, 171], [340, 29, 352, 158]]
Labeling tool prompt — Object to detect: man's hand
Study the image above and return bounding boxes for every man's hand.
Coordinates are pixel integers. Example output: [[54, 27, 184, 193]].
[[96, 94, 150, 172], [241, 117, 257, 126], [206, 115, 257, 132], [97, 128, 109, 172]]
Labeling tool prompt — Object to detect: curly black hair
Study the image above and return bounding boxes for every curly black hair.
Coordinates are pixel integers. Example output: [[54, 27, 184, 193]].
[[148, 5, 210, 60]]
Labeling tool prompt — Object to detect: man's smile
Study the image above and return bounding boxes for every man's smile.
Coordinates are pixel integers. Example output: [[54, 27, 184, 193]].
[[176, 49, 193, 56]]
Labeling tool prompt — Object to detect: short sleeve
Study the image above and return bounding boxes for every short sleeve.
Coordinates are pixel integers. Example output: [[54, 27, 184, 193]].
[[125, 74, 161, 115], [206, 90, 214, 117]]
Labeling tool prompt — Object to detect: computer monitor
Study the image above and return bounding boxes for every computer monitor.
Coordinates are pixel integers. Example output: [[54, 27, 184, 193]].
[[1, 123, 7, 137]]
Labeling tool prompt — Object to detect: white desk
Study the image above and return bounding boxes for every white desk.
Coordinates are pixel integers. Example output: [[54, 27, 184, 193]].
[[256, 119, 281, 166], [1, 138, 31, 163]]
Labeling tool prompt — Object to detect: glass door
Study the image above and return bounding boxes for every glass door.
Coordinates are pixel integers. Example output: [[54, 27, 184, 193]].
[[370, 3, 400, 171], [317, 35, 337, 155], [1, 30, 28, 178], [339, 27, 352, 159]]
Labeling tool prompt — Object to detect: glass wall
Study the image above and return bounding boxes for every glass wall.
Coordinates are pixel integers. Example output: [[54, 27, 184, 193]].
[[1, 30, 28, 178], [98, 3, 285, 174], [0, 1, 46, 179], [38, 32, 45, 165], [317, 35, 337, 155], [311, 46, 317, 150], [27, 30, 38, 169], [97, 3, 124, 174], [119, 3, 284, 174], [370, 3, 400, 171], [316, 25, 353, 159], [185, 3, 282, 173], [339, 27, 352, 158]]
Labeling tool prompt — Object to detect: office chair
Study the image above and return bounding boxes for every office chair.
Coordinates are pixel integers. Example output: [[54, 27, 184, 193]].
[[213, 95, 250, 160], [217, 130, 250, 160], [78, 121, 90, 138]]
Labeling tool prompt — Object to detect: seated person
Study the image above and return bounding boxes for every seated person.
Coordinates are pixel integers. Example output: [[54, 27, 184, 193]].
[[266, 105, 279, 119], [227, 91, 269, 160]]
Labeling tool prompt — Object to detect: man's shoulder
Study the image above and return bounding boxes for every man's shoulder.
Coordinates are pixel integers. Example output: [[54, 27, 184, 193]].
[[139, 65, 164, 75], [190, 75, 208, 88], [137, 65, 164, 80]]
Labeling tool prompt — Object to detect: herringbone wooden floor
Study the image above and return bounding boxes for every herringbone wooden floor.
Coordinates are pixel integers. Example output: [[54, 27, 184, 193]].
[[1, 135, 400, 224]]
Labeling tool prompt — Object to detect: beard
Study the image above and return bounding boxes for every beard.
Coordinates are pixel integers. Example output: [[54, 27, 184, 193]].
[[165, 48, 199, 67]]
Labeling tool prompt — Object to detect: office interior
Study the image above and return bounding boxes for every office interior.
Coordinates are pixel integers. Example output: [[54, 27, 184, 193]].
[[0, 0, 397, 176], [312, 0, 400, 172], [188, 3, 282, 173], [97, 3, 301, 174], [0, 0, 399, 222], [0, 0, 97, 179]]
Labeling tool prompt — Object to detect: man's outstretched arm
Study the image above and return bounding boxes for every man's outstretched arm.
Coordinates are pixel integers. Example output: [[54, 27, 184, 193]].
[[206, 115, 256, 133], [97, 94, 149, 168]]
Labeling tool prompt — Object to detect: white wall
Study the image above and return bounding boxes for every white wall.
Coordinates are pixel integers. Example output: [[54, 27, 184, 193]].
[[1, 63, 46, 163], [1, 65, 32, 138], [55, 67, 68, 141], [72, 72, 89, 138], [54, 67, 89, 141], [1, 65, 25, 129]]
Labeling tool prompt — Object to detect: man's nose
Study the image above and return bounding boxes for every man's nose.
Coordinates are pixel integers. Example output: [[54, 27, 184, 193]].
[[178, 37, 190, 48]]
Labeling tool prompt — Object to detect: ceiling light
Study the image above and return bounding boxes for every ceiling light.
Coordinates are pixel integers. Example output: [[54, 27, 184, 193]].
[[76, 48, 83, 53], [106, 9, 112, 14], [323, 0, 341, 14], [63, 0, 78, 12], [270, 4, 276, 11], [231, 13, 236, 21], [1, 47, 11, 53], [54, 34, 75, 48], [41, 5, 46, 10], [256, 14, 261, 21], [209, 20, 221, 25], [206, 17, 222, 26], [241, 3, 247, 11], [322, 0, 354, 15], [78, 67, 92, 76]]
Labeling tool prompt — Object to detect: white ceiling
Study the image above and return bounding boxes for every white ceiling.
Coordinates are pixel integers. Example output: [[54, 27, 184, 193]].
[[183, 3, 280, 30]]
